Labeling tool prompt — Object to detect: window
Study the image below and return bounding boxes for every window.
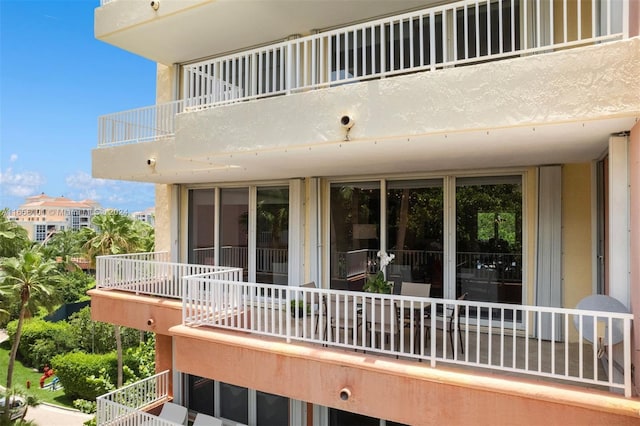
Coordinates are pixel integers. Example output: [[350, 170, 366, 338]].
[[185, 376, 290, 425], [187, 185, 290, 284], [329, 182, 380, 291], [35, 225, 46, 242], [328, 175, 523, 310]]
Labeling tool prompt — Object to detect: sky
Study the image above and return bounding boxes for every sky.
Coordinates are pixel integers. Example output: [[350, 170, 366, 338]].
[[0, 0, 157, 213]]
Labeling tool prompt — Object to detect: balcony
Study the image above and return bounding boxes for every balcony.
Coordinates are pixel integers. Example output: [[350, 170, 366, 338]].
[[93, 253, 633, 399], [96, 0, 632, 148]]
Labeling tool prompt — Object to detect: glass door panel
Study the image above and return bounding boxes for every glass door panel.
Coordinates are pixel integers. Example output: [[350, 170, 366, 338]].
[[219, 382, 249, 425], [220, 188, 249, 281], [387, 180, 444, 297], [256, 391, 289, 425], [188, 189, 215, 264], [330, 182, 380, 291], [256, 187, 289, 285], [187, 375, 214, 416], [456, 176, 522, 308]]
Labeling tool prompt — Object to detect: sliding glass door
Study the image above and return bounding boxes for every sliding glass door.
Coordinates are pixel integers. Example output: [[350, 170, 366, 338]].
[[386, 180, 443, 297], [329, 182, 380, 291], [455, 176, 522, 305], [328, 175, 523, 306], [187, 185, 290, 285]]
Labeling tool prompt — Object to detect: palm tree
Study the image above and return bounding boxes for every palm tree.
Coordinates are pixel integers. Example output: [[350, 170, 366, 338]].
[[0, 209, 29, 259], [83, 211, 146, 387], [0, 249, 60, 423]]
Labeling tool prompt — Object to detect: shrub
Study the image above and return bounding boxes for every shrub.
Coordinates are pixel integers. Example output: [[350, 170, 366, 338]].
[[50, 351, 143, 400], [6, 318, 75, 368], [51, 352, 117, 400]]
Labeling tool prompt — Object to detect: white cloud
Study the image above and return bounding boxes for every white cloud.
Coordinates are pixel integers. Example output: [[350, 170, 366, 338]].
[[65, 171, 154, 211], [9, 154, 18, 162], [0, 167, 45, 197]]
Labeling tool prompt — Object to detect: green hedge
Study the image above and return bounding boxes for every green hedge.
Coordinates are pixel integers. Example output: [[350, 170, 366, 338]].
[[51, 352, 117, 400], [6, 318, 75, 368], [51, 352, 141, 400]]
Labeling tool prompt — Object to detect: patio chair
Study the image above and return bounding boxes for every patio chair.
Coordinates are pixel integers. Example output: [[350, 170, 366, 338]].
[[157, 402, 188, 426], [447, 292, 468, 354], [363, 298, 400, 352], [400, 282, 431, 353], [324, 293, 362, 344], [193, 413, 223, 426]]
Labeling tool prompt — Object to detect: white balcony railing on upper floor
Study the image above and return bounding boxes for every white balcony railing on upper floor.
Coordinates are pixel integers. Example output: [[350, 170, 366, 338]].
[[182, 277, 633, 397], [97, 0, 630, 147], [95, 251, 243, 299], [98, 100, 184, 147], [96, 370, 172, 425]]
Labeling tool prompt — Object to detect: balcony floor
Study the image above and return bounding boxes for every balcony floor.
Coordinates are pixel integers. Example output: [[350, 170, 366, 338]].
[[205, 308, 611, 394]]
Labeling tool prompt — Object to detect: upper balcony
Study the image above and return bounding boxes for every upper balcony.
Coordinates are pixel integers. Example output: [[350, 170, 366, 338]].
[[93, 0, 640, 184]]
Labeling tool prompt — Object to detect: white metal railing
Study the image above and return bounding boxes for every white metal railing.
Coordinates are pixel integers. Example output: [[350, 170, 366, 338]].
[[96, 251, 242, 299], [98, 100, 184, 147], [183, 0, 627, 110], [96, 370, 174, 425], [97, 0, 629, 147], [182, 278, 633, 397]]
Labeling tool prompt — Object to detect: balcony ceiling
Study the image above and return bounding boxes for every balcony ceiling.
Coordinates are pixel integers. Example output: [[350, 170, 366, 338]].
[[96, 0, 433, 65]]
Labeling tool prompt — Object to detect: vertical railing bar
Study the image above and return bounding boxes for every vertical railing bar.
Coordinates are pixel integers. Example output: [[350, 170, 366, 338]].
[[551, 311, 556, 375], [563, 0, 568, 43], [498, 0, 503, 53], [419, 13, 425, 66], [486, 0, 491, 56], [409, 17, 414, 69], [549, 0, 554, 46], [536, 0, 541, 48], [578, 313, 584, 379], [475, 1, 480, 56], [564, 312, 569, 377], [429, 11, 436, 70], [441, 10, 447, 64], [399, 18, 405, 70], [523, 0, 528, 50], [464, 3, 469, 59]]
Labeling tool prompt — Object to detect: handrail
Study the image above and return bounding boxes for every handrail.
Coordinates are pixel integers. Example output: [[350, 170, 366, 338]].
[[182, 278, 633, 397], [96, 370, 171, 425], [95, 252, 242, 299]]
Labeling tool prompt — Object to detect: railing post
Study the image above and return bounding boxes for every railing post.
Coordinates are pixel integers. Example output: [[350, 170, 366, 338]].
[[624, 316, 631, 397], [430, 300, 436, 367]]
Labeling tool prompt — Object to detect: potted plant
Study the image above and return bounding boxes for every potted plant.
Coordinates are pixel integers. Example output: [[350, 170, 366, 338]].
[[363, 251, 395, 294], [363, 271, 393, 294], [290, 299, 306, 318]]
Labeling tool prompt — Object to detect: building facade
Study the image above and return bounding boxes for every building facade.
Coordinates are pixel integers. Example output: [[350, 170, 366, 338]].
[[90, 1, 640, 425], [9, 193, 102, 243]]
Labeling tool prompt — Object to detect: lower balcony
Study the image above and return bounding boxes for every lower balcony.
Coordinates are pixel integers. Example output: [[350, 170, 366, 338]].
[[91, 253, 638, 425]]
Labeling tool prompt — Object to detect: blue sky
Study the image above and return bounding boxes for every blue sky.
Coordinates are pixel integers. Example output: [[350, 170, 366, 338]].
[[0, 0, 157, 213]]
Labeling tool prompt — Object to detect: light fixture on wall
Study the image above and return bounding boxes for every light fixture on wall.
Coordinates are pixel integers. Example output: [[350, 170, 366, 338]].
[[340, 115, 355, 141], [147, 157, 157, 167]]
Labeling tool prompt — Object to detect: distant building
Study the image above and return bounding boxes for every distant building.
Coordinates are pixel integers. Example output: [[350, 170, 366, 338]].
[[131, 207, 155, 226], [9, 193, 102, 243]]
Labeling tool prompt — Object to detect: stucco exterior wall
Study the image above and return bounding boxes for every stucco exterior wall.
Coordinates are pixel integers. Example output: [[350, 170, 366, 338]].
[[171, 325, 640, 425], [562, 164, 593, 309], [176, 38, 640, 159]]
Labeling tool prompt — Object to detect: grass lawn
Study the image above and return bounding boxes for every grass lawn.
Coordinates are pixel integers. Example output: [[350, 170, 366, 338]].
[[0, 340, 75, 409]]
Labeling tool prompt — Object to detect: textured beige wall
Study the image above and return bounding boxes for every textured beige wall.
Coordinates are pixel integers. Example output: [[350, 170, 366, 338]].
[[562, 163, 594, 341], [176, 38, 640, 159]]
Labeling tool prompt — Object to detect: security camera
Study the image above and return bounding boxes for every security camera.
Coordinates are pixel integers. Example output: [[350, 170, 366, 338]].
[[340, 115, 355, 130], [147, 158, 156, 166], [147, 318, 155, 326], [150, 1, 160, 11]]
